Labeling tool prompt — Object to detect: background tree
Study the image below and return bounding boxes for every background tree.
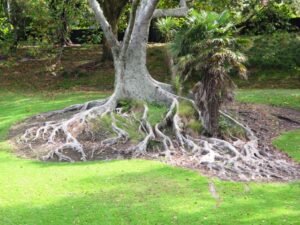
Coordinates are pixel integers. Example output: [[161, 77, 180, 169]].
[[0, 0, 27, 51], [49, 0, 74, 46], [240, 0, 297, 34], [100, 0, 128, 61]]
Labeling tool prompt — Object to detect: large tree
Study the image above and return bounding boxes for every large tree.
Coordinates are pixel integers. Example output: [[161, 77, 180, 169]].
[[1, 0, 25, 49], [18, 0, 299, 181], [49, 0, 74, 46]]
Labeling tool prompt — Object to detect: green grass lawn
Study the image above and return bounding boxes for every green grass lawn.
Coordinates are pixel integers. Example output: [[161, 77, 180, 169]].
[[236, 89, 300, 111], [0, 91, 106, 140], [0, 90, 299, 225], [273, 130, 300, 163]]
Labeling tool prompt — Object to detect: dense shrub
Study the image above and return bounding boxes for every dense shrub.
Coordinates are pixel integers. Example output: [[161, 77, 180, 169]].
[[240, 32, 300, 69], [239, 1, 297, 34]]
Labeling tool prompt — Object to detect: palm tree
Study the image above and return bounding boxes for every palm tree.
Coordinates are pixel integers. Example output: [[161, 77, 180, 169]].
[[171, 10, 247, 137]]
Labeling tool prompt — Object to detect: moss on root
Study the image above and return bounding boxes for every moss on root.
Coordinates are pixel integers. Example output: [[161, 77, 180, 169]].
[[219, 116, 247, 140], [178, 100, 204, 135], [148, 103, 168, 126], [88, 100, 169, 144], [187, 119, 203, 134], [114, 114, 143, 143], [178, 100, 196, 118], [98, 99, 248, 143]]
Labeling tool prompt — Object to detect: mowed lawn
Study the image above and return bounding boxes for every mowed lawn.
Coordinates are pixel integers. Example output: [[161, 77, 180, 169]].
[[236, 89, 300, 111], [0, 90, 299, 225]]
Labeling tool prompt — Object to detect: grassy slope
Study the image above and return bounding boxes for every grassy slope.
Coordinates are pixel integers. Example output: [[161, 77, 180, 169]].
[[236, 89, 300, 111], [235, 69, 300, 89], [0, 45, 169, 92], [0, 91, 299, 225], [236, 33, 300, 89]]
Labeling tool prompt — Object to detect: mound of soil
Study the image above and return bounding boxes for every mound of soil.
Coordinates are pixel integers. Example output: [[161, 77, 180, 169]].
[[9, 102, 300, 181]]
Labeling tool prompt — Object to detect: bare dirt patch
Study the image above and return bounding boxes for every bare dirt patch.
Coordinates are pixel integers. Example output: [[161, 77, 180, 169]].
[[9, 102, 300, 182], [225, 102, 300, 157]]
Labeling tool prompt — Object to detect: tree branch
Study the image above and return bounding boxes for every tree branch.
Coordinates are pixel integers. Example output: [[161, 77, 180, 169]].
[[120, 0, 140, 58], [88, 0, 120, 54], [153, 0, 188, 18], [138, 0, 159, 23]]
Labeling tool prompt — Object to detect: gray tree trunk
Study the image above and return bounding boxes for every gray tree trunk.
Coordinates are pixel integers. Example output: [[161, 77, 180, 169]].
[[89, 0, 188, 102]]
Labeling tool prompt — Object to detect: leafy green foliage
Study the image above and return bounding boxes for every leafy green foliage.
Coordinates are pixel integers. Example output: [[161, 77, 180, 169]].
[[166, 10, 247, 135], [0, 0, 99, 51], [0, 16, 13, 55], [0, 17, 11, 37], [178, 100, 195, 118], [169, 10, 246, 81], [171, 10, 225, 54], [240, 32, 300, 70], [191, 0, 298, 34], [241, 1, 297, 35], [219, 116, 246, 139], [233, 33, 300, 88], [156, 17, 184, 42]]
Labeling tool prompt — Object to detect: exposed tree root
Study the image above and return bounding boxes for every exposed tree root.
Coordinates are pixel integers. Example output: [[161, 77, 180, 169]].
[[16, 92, 300, 182], [32, 99, 108, 120], [101, 112, 129, 147], [19, 96, 117, 162], [130, 104, 155, 156]]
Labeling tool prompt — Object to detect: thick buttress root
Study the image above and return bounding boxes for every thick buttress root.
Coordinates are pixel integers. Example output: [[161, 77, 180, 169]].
[[18, 95, 300, 182]]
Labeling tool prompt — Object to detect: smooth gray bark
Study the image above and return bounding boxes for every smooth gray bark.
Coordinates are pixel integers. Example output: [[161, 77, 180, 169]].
[[88, 0, 187, 103]]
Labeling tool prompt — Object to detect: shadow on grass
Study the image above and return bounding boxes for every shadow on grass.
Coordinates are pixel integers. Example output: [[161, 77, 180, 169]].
[[0, 160, 299, 225]]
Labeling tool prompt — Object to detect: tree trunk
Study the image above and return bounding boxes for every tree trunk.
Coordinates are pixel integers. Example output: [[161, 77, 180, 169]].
[[102, 39, 113, 61], [193, 80, 220, 137], [101, 17, 118, 62], [59, 0, 72, 46], [8, 0, 20, 50], [109, 45, 172, 104], [100, 0, 128, 62]]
